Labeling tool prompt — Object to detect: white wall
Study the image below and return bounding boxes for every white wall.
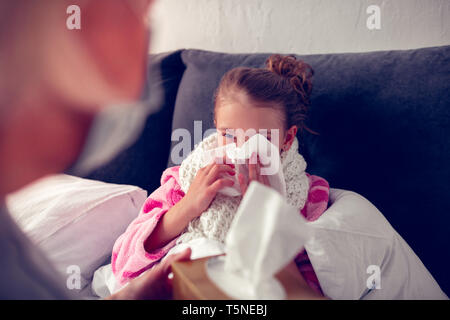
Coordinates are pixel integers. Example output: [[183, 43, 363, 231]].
[[149, 0, 450, 54]]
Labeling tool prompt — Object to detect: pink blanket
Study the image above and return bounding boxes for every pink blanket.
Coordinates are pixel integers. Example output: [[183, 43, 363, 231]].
[[112, 166, 330, 295]]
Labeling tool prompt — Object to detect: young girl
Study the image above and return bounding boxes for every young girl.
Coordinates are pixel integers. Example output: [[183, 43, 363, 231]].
[[111, 54, 330, 295]]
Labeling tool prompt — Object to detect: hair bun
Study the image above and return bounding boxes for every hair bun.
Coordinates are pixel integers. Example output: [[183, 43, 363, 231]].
[[265, 54, 314, 101]]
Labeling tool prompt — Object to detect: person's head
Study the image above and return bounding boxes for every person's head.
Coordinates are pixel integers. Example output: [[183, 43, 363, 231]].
[[213, 54, 315, 153], [0, 0, 154, 196]]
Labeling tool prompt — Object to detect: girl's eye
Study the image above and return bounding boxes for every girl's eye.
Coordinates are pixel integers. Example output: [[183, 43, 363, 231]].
[[222, 132, 234, 139]]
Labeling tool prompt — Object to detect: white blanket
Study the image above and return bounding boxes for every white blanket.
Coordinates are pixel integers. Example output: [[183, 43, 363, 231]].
[[305, 189, 447, 299], [92, 188, 448, 299]]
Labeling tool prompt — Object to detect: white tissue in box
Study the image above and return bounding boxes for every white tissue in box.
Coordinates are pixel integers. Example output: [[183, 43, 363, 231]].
[[206, 181, 311, 299]]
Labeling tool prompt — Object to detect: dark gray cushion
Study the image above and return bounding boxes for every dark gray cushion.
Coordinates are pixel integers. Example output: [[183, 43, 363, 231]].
[[169, 46, 450, 295]]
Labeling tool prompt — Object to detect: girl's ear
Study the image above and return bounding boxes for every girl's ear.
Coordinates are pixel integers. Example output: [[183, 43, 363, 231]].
[[282, 125, 298, 152]]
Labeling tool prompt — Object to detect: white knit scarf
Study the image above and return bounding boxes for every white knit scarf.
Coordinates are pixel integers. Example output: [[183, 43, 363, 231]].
[[177, 133, 309, 245]]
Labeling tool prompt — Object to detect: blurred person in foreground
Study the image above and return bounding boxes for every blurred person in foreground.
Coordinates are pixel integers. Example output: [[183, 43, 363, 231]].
[[0, 0, 190, 299]]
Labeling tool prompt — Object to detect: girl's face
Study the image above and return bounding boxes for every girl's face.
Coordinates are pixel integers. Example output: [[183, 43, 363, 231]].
[[214, 90, 297, 153]]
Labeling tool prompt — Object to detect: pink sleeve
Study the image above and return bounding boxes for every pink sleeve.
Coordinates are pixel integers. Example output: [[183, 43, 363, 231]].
[[111, 166, 184, 286], [295, 173, 330, 296]]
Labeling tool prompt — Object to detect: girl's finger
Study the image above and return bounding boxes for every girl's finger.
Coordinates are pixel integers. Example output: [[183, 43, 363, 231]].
[[257, 156, 267, 185], [248, 152, 258, 181], [213, 155, 231, 166], [261, 172, 270, 186], [256, 160, 262, 183], [238, 173, 248, 195], [202, 162, 216, 175], [253, 156, 264, 184], [203, 155, 232, 175], [208, 178, 234, 195], [206, 163, 235, 184]]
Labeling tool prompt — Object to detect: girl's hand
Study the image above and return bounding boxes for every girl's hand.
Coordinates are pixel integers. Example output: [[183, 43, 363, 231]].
[[144, 160, 235, 252], [183, 161, 235, 219], [238, 152, 270, 195]]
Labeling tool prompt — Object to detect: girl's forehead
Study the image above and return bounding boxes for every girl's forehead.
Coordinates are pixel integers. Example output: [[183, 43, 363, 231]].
[[215, 98, 285, 131]]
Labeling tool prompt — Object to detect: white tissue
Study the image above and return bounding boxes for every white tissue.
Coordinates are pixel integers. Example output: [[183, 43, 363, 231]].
[[206, 181, 311, 299], [201, 134, 286, 197]]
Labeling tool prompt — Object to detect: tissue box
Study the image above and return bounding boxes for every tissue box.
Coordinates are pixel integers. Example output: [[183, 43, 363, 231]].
[[171, 256, 327, 300]]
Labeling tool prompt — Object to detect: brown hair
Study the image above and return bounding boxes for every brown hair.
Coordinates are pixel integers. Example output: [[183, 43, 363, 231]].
[[213, 54, 317, 135]]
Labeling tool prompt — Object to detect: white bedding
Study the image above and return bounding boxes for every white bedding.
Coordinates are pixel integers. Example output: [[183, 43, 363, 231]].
[[92, 237, 226, 298], [93, 188, 448, 299], [305, 189, 447, 299]]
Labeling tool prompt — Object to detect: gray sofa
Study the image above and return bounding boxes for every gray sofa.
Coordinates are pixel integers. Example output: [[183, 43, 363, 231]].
[[85, 45, 450, 295]]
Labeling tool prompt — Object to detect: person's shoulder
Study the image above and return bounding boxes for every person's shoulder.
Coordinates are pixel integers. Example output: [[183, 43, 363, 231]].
[[301, 173, 330, 221], [305, 173, 330, 206], [306, 172, 330, 190]]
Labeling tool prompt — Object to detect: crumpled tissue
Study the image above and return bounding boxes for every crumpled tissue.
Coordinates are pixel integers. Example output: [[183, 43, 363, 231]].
[[206, 181, 311, 299], [201, 134, 286, 197]]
